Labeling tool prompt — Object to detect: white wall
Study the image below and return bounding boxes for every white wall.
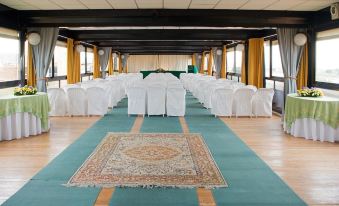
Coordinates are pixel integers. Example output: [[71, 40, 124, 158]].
[[128, 55, 192, 73]]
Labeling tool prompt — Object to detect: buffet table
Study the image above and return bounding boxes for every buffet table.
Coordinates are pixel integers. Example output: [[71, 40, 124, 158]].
[[0, 93, 50, 141], [140, 70, 186, 79], [284, 93, 339, 142]]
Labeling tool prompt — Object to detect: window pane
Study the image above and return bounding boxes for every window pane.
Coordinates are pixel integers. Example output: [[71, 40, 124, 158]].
[[0, 36, 19, 82], [272, 41, 284, 77], [54, 45, 67, 76], [80, 51, 86, 73], [316, 38, 339, 84], [87, 51, 94, 72], [235, 50, 242, 74], [227, 50, 234, 72], [264, 40, 270, 77]]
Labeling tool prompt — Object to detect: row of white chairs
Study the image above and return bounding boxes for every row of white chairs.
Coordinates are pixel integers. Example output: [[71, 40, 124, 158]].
[[180, 73, 274, 117]]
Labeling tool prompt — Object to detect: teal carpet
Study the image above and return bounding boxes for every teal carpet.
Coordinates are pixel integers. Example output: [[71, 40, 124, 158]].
[[2, 95, 306, 206]]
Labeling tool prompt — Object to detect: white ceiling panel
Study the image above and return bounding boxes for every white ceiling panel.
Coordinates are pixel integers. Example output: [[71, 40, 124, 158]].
[[10, 4, 39, 10], [291, 0, 335, 11], [136, 0, 163, 9], [50, 0, 88, 9], [22, 0, 62, 10], [189, 0, 219, 9], [265, 0, 307, 10], [240, 0, 279, 10], [79, 0, 113, 9], [164, 0, 190, 9], [214, 0, 248, 9], [107, 0, 138, 9], [0, 0, 25, 6]]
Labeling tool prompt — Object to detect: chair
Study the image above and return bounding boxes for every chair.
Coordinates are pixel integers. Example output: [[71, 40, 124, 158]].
[[47, 88, 68, 116], [86, 87, 109, 116], [167, 87, 186, 116], [211, 88, 234, 117], [66, 87, 87, 116], [63, 84, 80, 92], [147, 86, 166, 116], [246, 85, 258, 92], [233, 88, 255, 117], [127, 87, 146, 116], [252, 88, 275, 117]]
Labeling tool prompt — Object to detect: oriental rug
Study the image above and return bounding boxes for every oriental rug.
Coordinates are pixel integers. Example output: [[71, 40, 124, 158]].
[[66, 133, 227, 189]]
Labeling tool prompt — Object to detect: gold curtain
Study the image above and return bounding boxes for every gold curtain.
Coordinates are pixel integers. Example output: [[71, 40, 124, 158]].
[[297, 45, 308, 90], [207, 49, 213, 76], [27, 44, 36, 87], [192, 54, 196, 66], [241, 49, 246, 84], [125, 59, 128, 73], [220, 46, 227, 78], [66, 38, 74, 84], [73, 49, 80, 83], [108, 50, 114, 75], [247, 38, 264, 88], [93, 46, 101, 78], [118, 53, 123, 73], [199, 52, 206, 74]]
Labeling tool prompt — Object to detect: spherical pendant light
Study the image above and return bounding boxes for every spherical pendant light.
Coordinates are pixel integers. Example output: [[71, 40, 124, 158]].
[[98, 49, 104, 56], [75, 44, 85, 52], [236, 44, 244, 51], [294, 33, 307, 46], [216, 49, 222, 55], [27, 32, 41, 46]]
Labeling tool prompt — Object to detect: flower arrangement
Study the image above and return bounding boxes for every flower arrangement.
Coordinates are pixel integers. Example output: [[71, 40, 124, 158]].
[[14, 85, 38, 96], [297, 87, 324, 97]]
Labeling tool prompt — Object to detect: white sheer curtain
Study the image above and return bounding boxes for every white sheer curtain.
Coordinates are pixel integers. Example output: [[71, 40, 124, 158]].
[[128, 55, 192, 73]]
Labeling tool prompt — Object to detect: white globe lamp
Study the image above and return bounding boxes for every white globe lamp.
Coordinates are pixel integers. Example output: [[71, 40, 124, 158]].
[[121, 55, 125, 59], [198, 55, 202, 59], [75, 44, 85, 52], [236, 44, 244, 51], [294, 33, 307, 46], [216, 49, 222, 55], [98, 49, 104, 56], [27, 32, 41, 46]]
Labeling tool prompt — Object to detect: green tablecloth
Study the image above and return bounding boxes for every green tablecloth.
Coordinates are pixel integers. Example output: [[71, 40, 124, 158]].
[[284, 93, 339, 129], [0, 92, 50, 130], [140, 70, 186, 79]]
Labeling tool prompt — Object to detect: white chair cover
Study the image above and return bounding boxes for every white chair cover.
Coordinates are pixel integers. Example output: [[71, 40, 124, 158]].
[[63, 84, 80, 92], [246, 85, 258, 92], [127, 87, 146, 116], [47, 88, 67, 116], [211, 88, 234, 117], [147, 86, 166, 116], [166, 88, 186, 116], [87, 87, 109, 116], [67, 88, 87, 116], [252, 88, 274, 117], [233, 88, 255, 117]]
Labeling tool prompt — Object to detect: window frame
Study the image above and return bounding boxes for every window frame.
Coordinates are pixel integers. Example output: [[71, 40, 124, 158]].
[[226, 46, 241, 82]]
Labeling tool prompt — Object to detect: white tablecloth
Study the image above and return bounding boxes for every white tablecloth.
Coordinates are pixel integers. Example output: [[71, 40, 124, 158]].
[[284, 118, 339, 143], [0, 112, 49, 141]]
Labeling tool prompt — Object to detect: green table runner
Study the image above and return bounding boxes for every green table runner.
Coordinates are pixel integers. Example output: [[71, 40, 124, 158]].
[[140, 70, 186, 78], [284, 93, 339, 129], [0, 92, 50, 130]]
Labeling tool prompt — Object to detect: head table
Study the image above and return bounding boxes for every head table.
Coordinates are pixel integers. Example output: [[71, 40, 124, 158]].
[[284, 93, 339, 142], [0, 93, 50, 141]]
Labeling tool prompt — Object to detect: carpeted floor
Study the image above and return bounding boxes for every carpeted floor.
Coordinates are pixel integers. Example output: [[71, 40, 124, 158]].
[[2, 94, 306, 206]]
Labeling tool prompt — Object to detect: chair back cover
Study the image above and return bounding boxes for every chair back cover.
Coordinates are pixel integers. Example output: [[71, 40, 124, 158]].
[[233, 88, 255, 117], [252, 88, 275, 117], [87, 87, 109, 115], [147, 86, 166, 115], [127, 87, 146, 115], [66, 87, 87, 116], [47, 88, 67, 116], [211, 88, 234, 116], [246, 85, 258, 92], [166, 87, 186, 116]]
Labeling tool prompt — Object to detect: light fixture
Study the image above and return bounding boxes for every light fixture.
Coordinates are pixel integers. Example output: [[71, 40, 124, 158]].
[[121, 55, 125, 59], [112, 53, 117, 58], [236, 44, 244, 51], [98, 49, 104, 56], [27, 32, 41, 46], [75, 44, 85, 52], [294, 33, 307, 46], [198, 55, 202, 59], [206, 53, 210, 58], [216, 49, 222, 55]]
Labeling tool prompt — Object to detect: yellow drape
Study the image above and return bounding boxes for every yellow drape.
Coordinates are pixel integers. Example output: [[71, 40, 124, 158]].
[[207, 49, 213, 76], [118, 54, 123, 73], [241, 49, 246, 84], [27, 44, 36, 87], [66, 38, 74, 84], [192, 54, 196, 66], [125, 60, 128, 73], [108, 50, 114, 75], [199, 52, 206, 74], [73, 50, 80, 83], [297, 45, 308, 90], [220, 46, 227, 78], [93, 46, 100, 79], [247, 38, 264, 88]]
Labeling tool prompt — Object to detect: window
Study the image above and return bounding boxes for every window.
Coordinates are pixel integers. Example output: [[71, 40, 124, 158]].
[[53, 41, 67, 76], [271, 40, 283, 77], [0, 28, 19, 82], [264, 40, 270, 77], [80, 51, 86, 73], [235, 50, 242, 74], [226, 49, 235, 73], [316, 28, 339, 84], [87, 48, 94, 73]]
